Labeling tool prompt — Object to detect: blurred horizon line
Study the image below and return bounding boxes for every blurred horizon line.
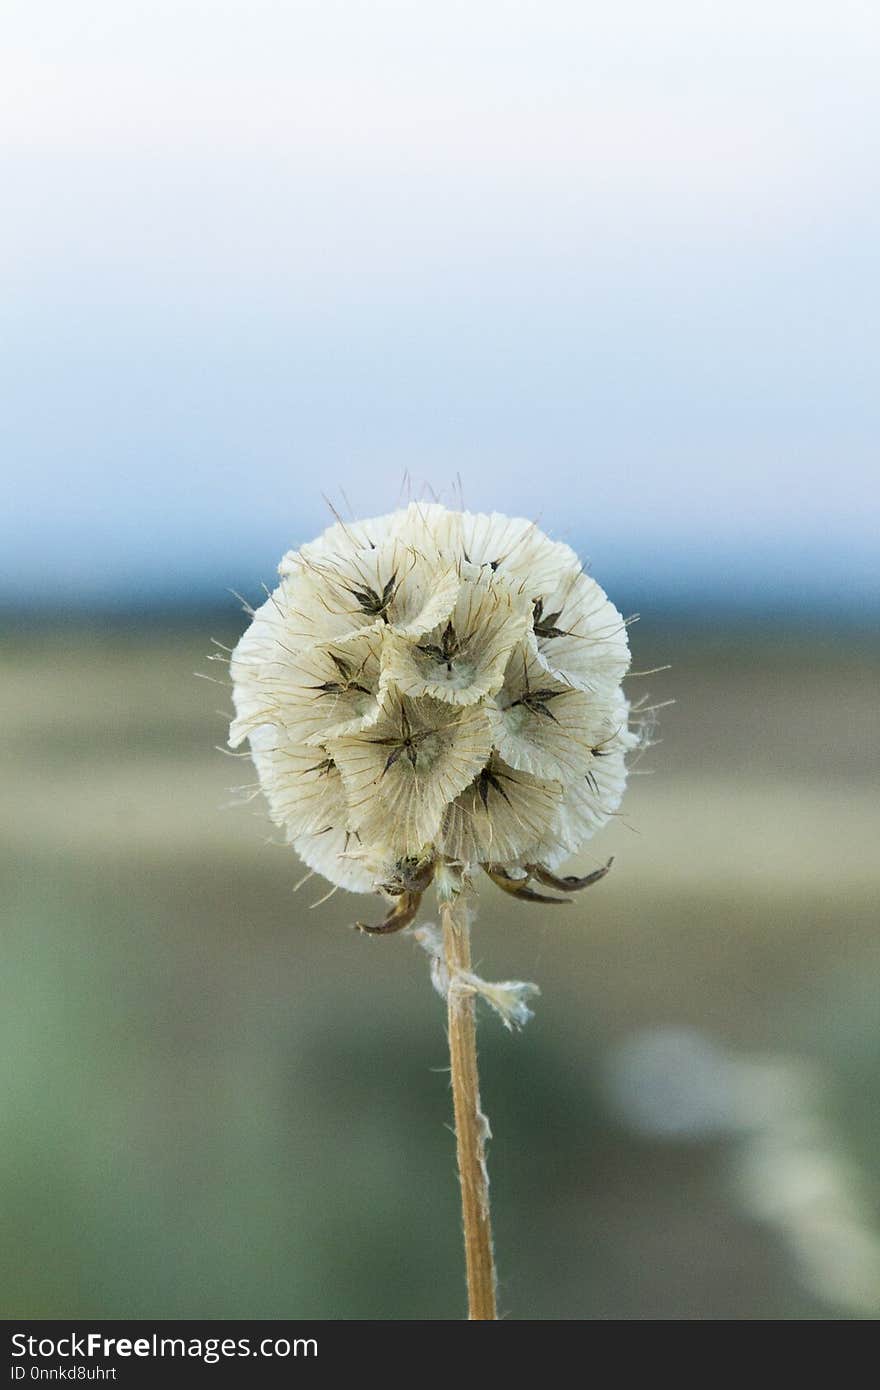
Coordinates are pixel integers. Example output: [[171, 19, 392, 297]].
[[4, 585, 878, 634]]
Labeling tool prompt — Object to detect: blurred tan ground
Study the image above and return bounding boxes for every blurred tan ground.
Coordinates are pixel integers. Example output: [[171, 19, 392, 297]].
[[2, 620, 878, 1319]]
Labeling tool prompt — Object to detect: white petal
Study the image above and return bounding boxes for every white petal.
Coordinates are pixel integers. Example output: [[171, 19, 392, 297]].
[[380, 570, 532, 705], [250, 733, 351, 839], [332, 692, 493, 858], [228, 587, 295, 747], [280, 537, 460, 649], [487, 643, 621, 783], [291, 825, 378, 894], [532, 569, 631, 690], [439, 755, 562, 865], [448, 511, 582, 595], [260, 634, 383, 746], [526, 693, 639, 866]]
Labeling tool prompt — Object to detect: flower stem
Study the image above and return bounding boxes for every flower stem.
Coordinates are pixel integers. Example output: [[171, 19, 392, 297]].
[[441, 897, 498, 1320]]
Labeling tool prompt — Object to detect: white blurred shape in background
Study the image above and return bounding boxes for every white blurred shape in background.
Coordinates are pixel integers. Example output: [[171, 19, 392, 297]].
[[603, 1026, 880, 1317]]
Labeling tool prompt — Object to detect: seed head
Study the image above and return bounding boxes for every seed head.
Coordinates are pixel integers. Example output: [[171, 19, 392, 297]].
[[228, 503, 640, 925]]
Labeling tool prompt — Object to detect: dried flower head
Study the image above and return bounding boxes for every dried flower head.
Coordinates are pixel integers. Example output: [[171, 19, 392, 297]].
[[229, 503, 639, 930]]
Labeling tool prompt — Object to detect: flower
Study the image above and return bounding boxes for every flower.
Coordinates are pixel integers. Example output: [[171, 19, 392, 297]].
[[229, 503, 640, 930]]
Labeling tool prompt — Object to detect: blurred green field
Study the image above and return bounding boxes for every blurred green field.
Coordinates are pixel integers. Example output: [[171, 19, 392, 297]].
[[2, 617, 878, 1319]]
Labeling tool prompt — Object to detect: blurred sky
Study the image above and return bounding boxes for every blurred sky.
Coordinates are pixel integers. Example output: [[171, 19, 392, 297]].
[[3, 1, 878, 611]]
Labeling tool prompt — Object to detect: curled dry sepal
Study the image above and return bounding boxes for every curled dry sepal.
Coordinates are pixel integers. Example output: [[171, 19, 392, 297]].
[[228, 503, 640, 933]]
